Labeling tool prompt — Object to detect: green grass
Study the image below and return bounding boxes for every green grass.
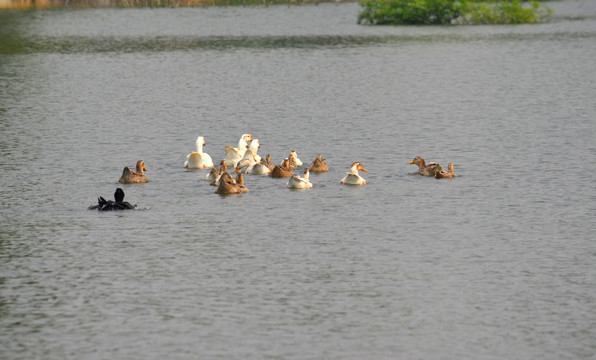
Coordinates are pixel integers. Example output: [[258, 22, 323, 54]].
[[357, 0, 554, 25]]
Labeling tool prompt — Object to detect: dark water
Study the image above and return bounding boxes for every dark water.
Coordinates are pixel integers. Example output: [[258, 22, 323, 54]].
[[1, 2, 595, 359]]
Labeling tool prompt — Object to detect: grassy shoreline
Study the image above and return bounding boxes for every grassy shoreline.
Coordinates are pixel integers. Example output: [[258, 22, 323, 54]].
[[358, 0, 554, 25]]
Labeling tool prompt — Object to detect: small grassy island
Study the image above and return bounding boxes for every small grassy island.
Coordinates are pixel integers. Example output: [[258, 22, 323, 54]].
[[357, 0, 554, 25]]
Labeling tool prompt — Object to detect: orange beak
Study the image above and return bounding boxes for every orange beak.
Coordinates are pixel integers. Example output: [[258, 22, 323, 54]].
[[203, 142, 207, 146], [143, 166, 147, 171], [234, 167, 240, 173], [409, 160, 415, 164], [361, 167, 367, 172]]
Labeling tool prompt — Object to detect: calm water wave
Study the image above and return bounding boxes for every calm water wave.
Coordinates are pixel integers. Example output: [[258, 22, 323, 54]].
[[1, 2, 596, 359]]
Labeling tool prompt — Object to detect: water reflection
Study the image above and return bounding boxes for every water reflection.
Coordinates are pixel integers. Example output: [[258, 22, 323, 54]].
[[1, 31, 595, 54]]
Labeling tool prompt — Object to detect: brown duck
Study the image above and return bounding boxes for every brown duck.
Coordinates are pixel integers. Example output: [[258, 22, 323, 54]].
[[435, 162, 457, 179], [215, 172, 248, 194], [409, 156, 442, 177], [207, 160, 228, 185], [309, 154, 329, 173], [270, 158, 295, 178], [119, 160, 149, 183]]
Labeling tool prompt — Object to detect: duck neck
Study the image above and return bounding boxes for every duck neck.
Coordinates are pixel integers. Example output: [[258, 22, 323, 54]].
[[238, 137, 248, 150], [417, 158, 426, 170], [249, 140, 259, 154], [196, 138, 204, 154]]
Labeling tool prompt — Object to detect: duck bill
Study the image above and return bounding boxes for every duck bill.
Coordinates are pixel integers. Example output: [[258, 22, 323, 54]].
[[409, 160, 415, 164], [361, 168, 367, 172]]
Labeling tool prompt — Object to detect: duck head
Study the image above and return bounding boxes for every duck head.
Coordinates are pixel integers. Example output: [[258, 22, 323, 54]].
[[302, 168, 310, 180], [250, 139, 260, 152], [196, 136, 206, 152], [351, 162, 367, 173], [114, 188, 125, 203], [136, 160, 147, 174], [409, 156, 425, 168], [219, 160, 228, 173], [235, 173, 245, 187]]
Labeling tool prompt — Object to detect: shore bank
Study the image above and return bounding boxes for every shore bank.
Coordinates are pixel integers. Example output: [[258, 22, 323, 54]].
[[0, 0, 356, 10]]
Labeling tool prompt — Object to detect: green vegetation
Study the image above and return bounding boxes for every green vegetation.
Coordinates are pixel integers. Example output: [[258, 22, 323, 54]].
[[357, 0, 554, 25]]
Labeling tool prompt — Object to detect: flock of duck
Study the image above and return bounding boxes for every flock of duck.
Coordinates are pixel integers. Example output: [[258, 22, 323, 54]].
[[89, 133, 457, 211]]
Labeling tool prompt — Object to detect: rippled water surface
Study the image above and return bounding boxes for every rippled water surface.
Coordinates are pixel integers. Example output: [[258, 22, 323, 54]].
[[1, 2, 596, 359]]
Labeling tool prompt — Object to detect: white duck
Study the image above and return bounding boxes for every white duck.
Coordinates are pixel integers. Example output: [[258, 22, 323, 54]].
[[224, 134, 252, 167], [233, 150, 259, 174], [246, 154, 273, 175], [287, 169, 313, 190], [184, 136, 214, 169], [340, 162, 367, 185]]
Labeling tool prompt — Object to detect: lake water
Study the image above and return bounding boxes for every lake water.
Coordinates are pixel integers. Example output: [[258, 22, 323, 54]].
[[1, 1, 595, 359]]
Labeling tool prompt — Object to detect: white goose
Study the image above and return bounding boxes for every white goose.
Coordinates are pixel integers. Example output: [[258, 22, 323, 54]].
[[184, 136, 214, 169], [340, 162, 367, 185], [224, 134, 252, 167], [287, 169, 313, 190]]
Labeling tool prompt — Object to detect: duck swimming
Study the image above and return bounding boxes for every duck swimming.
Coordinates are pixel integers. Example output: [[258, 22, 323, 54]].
[[89, 188, 136, 211], [215, 172, 248, 194], [233, 149, 259, 174], [119, 160, 149, 184], [435, 162, 457, 179], [206, 160, 228, 184], [287, 169, 313, 190], [270, 158, 295, 178], [246, 154, 274, 175], [224, 133, 252, 167], [340, 162, 367, 185], [309, 154, 329, 173], [409, 156, 442, 177], [289, 150, 302, 167], [184, 136, 214, 169], [281, 151, 302, 169]]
